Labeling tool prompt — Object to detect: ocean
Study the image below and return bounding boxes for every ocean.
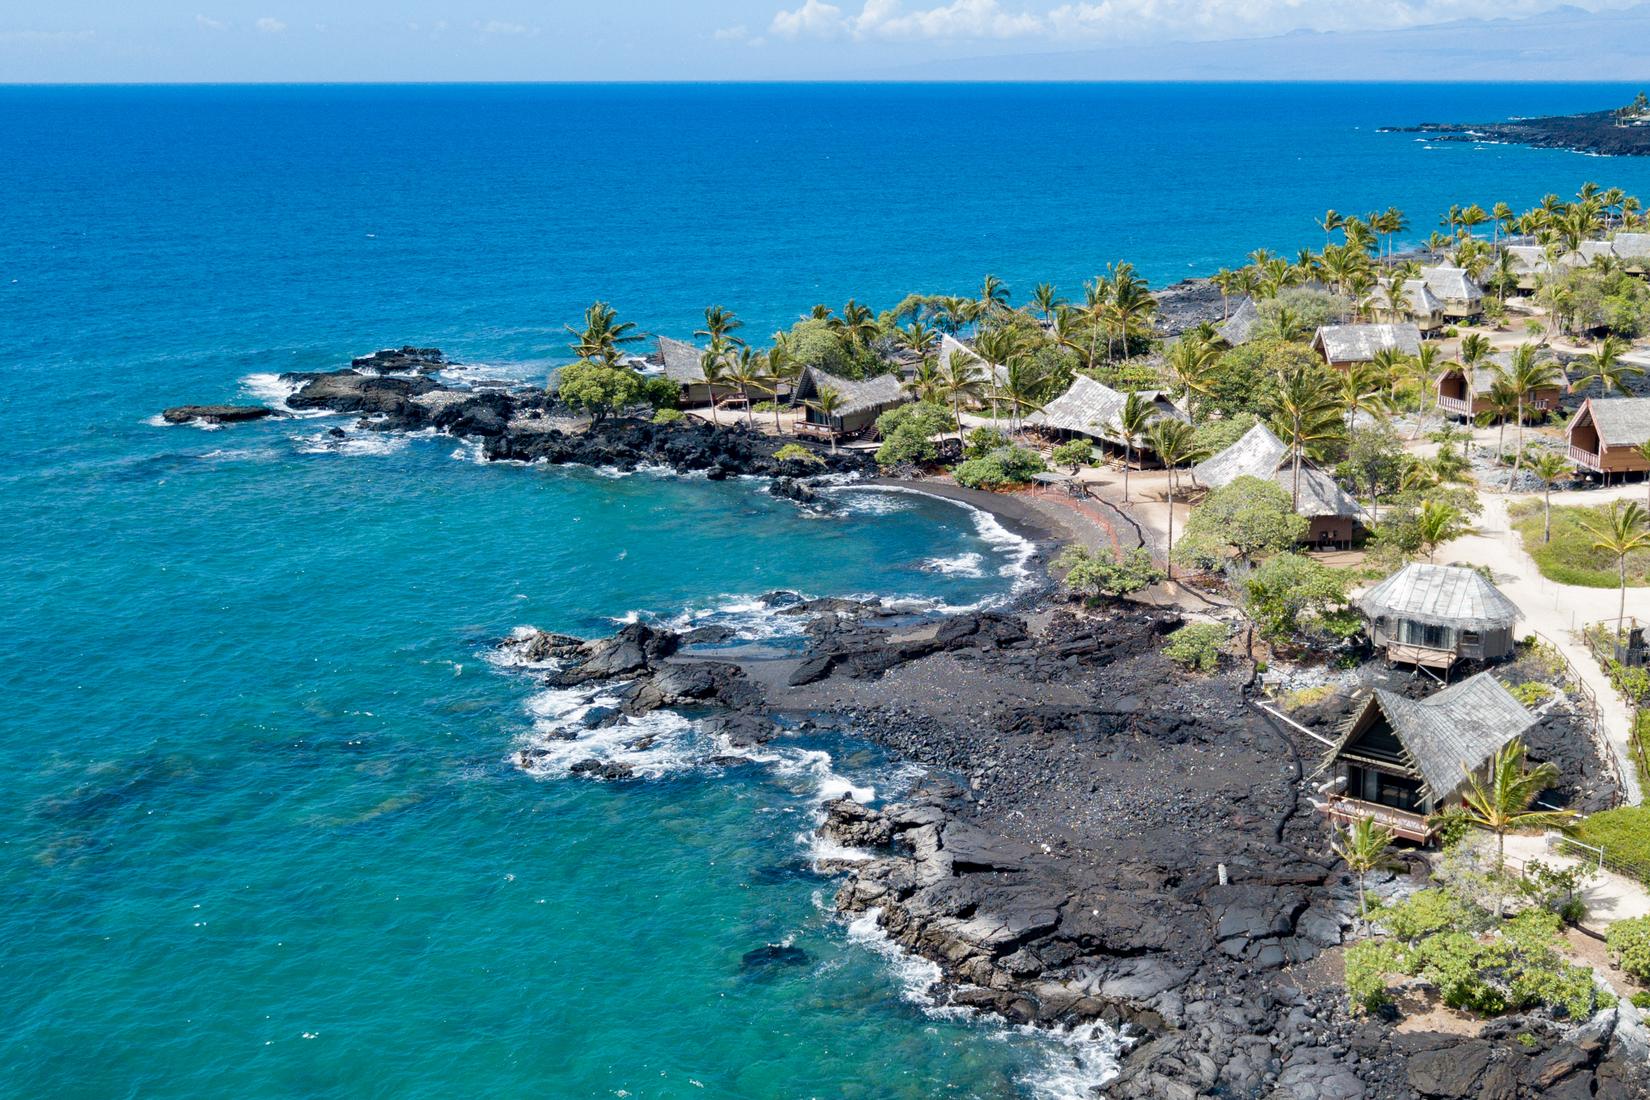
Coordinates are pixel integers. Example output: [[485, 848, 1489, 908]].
[[5, 83, 1650, 1099]]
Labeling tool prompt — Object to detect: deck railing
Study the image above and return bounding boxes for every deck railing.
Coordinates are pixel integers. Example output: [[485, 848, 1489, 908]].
[[793, 421, 839, 441], [1569, 445, 1604, 471], [1320, 795, 1433, 843], [1436, 395, 1473, 416]]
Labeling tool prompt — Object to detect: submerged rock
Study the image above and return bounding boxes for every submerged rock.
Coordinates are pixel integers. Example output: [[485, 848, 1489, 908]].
[[161, 404, 276, 424]]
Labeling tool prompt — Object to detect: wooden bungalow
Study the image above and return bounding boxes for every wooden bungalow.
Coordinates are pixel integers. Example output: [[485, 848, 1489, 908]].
[[1216, 297, 1260, 347], [1357, 563, 1520, 670], [1615, 233, 1650, 276], [792, 366, 909, 442], [1190, 423, 1367, 547], [1315, 672, 1539, 843], [1419, 265, 1485, 321], [658, 336, 740, 408], [1367, 279, 1442, 333], [1023, 375, 1184, 458], [1504, 245, 1570, 291], [1311, 323, 1422, 371], [1435, 351, 1567, 420], [1566, 397, 1650, 480], [1579, 240, 1618, 266], [935, 334, 1010, 397]]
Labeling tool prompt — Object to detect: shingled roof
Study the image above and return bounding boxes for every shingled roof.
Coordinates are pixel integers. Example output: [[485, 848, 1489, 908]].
[[1026, 375, 1183, 441], [1420, 265, 1483, 304], [793, 365, 908, 418], [1217, 297, 1260, 347], [1575, 397, 1650, 447], [1358, 563, 1520, 631], [936, 334, 1009, 387], [1191, 423, 1366, 520], [1614, 233, 1650, 261], [1580, 240, 1617, 264], [1328, 673, 1538, 801], [1505, 245, 1559, 277], [1312, 323, 1422, 363], [658, 336, 709, 385], [1402, 278, 1444, 316]]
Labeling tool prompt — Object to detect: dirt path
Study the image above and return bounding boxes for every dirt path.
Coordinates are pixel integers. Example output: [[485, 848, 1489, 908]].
[[1439, 492, 1644, 804]]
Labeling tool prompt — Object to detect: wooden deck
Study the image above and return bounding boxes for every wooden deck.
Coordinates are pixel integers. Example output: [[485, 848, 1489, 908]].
[[1384, 642, 1458, 669], [1570, 444, 1605, 472], [1436, 394, 1473, 417], [1321, 795, 1433, 843], [793, 421, 840, 442]]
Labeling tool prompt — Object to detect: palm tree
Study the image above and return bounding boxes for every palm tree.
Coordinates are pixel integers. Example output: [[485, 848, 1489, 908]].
[[837, 300, 878, 349], [695, 305, 745, 351], [766, 336, 801, 432], [1580, 501, 1650, 630], [1498, 343, 1563, 473], [1316, 208, 1344, 249], [1105, 263, 1157, 360], [1210, 268, 1238, 321], [997, 354, 1049, 437], [1573, 334, 1645, 398], [1528, 451, 1571, 543], [1107, 392, 1156, 503], [1639, 441, 1650, 511], [895, 320, 938, 360], [805, 385, 847, 453], [1457, 739, 1574, 916], [724, 347, 767, 427], [1270, 364, 1343, 510], [1481, 379, 1519, 460], [980, 274, 1010, 316], [1163, 333, 1217, 418], [1146, 418, 1201, 579], [937, 349, 984, 436], [564, 301, 642, 368], [1457, 204, 1489, 241], [1031, 283, 1064, 323], [1331, 818, 1398, 932], [1417, 498, 1462, 562], [1338, 362, 1390, 431], [699, 348, 731, 427], [901, 356, 943, 404]]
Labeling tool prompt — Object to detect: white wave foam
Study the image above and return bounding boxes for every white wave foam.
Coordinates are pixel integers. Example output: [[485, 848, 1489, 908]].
[[241, 372, 336, 419], [294, 429, 411, 456], [516, 687, 702, 780], [923, 552, 985, 578], [846, 909, 945, 1006], [449, 438, 487, 465]]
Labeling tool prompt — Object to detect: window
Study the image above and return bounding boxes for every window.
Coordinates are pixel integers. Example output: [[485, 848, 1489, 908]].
[[1401, 620, 1449, 649]]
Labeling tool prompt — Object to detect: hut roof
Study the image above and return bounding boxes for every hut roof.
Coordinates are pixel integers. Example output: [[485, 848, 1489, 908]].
[[1311, 323, 1422, 363], [1613, 233, 1650, 261], [1403, 278, 1444, 315], [1190, 423, 1365, 520], [1505, 245, 1558, 276], [793, 366, 908, 418], [1026, 376, 1182, 441], [1573, 396, 1650, 447], [1357, 563, 1520, 632], [1329, 673, 1537, 800], [1420, 265, 1483, 303], [937, 334, 1009, 386], [658, 336, 709, 385], [1579, 240, 1617, 263], [1217, 297, 1260, 346]]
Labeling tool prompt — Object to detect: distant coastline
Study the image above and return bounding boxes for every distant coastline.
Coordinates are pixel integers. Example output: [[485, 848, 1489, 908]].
[[1384, 97, 1650, 158]]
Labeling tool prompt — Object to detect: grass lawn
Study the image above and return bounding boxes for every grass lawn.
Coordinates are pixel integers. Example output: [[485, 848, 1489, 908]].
[[1510, 500, 1650, 589]]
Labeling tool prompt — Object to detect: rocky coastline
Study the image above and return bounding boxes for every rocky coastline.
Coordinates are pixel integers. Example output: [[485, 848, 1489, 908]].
[[500, 593, 1650, 1099], [1382, 110, 1650, 158]]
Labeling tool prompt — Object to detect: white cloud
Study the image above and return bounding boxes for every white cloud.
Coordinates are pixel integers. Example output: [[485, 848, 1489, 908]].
[[761, 0, 1640, 43], [255, 16, 286, 33], [195, 14, 228, 31], [478, 20, 540, 36], [0, 28, 95, 45], [714, 24, 751, 41]]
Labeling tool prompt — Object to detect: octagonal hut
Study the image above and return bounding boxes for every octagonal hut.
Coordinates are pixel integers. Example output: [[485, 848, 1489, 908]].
[[1357, 563, 1520, 671]]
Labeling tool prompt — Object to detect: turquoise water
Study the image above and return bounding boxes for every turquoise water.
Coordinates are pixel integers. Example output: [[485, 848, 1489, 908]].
[[8, 83, 1650, 1098]]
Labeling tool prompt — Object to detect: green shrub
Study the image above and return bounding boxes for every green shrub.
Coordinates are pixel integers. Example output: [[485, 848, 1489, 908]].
[[1055, 546, 1164, 601], [964, 426, 1008, 459], [1162, 622, 1229, 672], [875, 403, 955, 468], [953, 446, 1045, 489], [1510, 501, 1650, 589], [1378, 889, 1480, 942], [1506, 680, 1554, 709], [1411, 910, 1609, 1019], [773, 443, 825, 467], [1633, 991, 1650, 1010], [1344, 940, 1411, 1013], [1607, 915, 1650, 983], [1050, 439, 1095, 472], [651, 407, 686, 424]]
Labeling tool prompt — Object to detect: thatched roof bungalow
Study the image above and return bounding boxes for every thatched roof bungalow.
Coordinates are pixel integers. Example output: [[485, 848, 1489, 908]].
[[1311, 323, 1422, 370], [1566, 396, 1650, 479], [1316, 672, 1539, 843], [1216, 297, 1260, 347], [1024, 376, 1184, 456], [658, 336, 742, 408], [1436, 350, 1567, 420], [935, 334, 1010, 392], [1504, 245, 1572, 291], [1367, 280, 1442, 332], [1357, 563, 1520, 670], [1419, 265, 1484, 319], [1190, 423, 1367, 547], [792, 366, 909, 441], [1614, 233, 1650, 275]]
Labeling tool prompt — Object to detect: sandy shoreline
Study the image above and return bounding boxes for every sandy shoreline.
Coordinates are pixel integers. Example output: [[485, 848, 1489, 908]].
[[863, 476, 1089, 550]]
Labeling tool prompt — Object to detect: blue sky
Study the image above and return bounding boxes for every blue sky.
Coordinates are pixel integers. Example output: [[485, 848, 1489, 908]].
[[1, 0, 1646, 81]]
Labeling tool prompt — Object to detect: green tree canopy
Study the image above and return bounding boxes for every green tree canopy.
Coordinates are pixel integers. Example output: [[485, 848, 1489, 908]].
[[1239, 552, 1356, 644], [555, 361, 646, 421], [1174, 475, 1307, 573]]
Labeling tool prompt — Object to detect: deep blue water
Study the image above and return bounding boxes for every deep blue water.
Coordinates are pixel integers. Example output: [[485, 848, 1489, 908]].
[[7, 83, 1650, 1099]]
